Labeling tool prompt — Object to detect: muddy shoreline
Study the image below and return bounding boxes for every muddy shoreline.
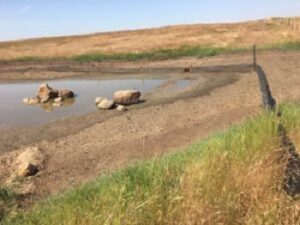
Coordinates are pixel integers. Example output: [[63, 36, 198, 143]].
[[0, 71, 239, 154], [0, 51, 257, 82]]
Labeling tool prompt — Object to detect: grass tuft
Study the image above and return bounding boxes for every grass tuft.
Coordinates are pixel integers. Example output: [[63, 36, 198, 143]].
[[0, 187, 18, 222]]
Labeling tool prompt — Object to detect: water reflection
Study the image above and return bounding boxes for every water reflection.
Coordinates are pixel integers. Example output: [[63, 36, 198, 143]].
[[39, 98, 76, 112]]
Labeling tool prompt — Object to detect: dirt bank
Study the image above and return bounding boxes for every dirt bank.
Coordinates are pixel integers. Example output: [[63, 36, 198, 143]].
[[0, 51, 299, 200]]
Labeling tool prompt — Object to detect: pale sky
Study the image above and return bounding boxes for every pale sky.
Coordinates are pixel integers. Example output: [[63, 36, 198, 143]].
[[0, 0, 300, 41]]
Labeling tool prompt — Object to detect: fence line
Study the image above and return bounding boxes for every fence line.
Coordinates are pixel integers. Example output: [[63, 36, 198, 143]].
[[270, 17, 300, 31]]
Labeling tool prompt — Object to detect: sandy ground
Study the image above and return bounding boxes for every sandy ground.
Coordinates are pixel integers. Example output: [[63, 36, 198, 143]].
[[0, 51, 299, 200]]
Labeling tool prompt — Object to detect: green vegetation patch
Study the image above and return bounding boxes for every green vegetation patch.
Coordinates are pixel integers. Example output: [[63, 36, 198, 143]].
[[0, 187, 19, 222], [72, 45, 248, 62], [11, 56, 45, 62], [265, 41, 300, 51], [3, 103, 300, 224]]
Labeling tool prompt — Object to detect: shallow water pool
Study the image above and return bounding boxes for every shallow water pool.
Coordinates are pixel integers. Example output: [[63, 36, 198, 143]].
[[0, 78, 192, 126]]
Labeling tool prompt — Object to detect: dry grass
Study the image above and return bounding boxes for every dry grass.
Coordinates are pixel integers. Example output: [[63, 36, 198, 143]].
[[174, 103, 300, 225], [0, 17, 299, 60], [179, 145, 295, 225]]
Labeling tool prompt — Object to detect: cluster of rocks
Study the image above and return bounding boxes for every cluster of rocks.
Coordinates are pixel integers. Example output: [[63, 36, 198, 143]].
[[12, 90, 141, 193], [22, 83, 142, 112], [95, 90, 141, 111], [23, 83, 74, 107]]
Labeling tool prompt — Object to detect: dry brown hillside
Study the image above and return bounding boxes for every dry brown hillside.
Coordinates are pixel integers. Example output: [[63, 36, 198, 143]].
[[0, 17, 299, 60]]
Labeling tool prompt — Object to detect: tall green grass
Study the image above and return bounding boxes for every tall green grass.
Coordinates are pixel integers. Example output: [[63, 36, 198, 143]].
[[3, 103, 300, 225]]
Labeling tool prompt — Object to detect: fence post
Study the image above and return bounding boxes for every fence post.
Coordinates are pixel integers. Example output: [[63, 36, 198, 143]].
[[253, 44, 257, 70]]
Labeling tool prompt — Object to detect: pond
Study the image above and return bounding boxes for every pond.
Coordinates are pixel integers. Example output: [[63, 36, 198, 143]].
[[0, 78, 193, 126]]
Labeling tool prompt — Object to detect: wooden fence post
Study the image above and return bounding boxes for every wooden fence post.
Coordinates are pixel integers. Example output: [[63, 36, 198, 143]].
[[253, 44, 257, 70]]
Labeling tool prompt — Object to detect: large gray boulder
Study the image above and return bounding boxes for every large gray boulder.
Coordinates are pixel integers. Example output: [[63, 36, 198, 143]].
[[113, 90, 141, 105]]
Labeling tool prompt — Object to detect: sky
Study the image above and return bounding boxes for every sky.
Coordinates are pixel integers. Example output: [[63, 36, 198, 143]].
[[0, 0, 300, 42]]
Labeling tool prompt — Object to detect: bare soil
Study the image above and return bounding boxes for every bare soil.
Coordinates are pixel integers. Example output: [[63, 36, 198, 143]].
[[0, 51, 299, 200]]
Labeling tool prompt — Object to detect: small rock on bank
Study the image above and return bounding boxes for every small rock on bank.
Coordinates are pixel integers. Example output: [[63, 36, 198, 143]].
[[116, 104, 128, 112], [95, 97, 115, 110], [15, 147, 44, 177]]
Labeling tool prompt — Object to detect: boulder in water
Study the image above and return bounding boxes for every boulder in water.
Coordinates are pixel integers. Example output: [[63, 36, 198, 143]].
[[113, 90, 141, 105], [37, 83, 59, 103], [58, 90, 74, 99]]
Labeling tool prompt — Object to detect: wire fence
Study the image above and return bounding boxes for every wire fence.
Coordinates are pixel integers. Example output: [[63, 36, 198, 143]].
[[252, 44, 300, 197], [270, 17, 300, 31]]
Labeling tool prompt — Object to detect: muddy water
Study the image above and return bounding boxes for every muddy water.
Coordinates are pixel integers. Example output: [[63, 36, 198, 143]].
[[0, 78, 193, 126]]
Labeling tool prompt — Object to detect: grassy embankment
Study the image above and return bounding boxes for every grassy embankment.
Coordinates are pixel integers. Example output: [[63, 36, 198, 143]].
[[9, 41, 300, 63], [2, 102, 300, 224]]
